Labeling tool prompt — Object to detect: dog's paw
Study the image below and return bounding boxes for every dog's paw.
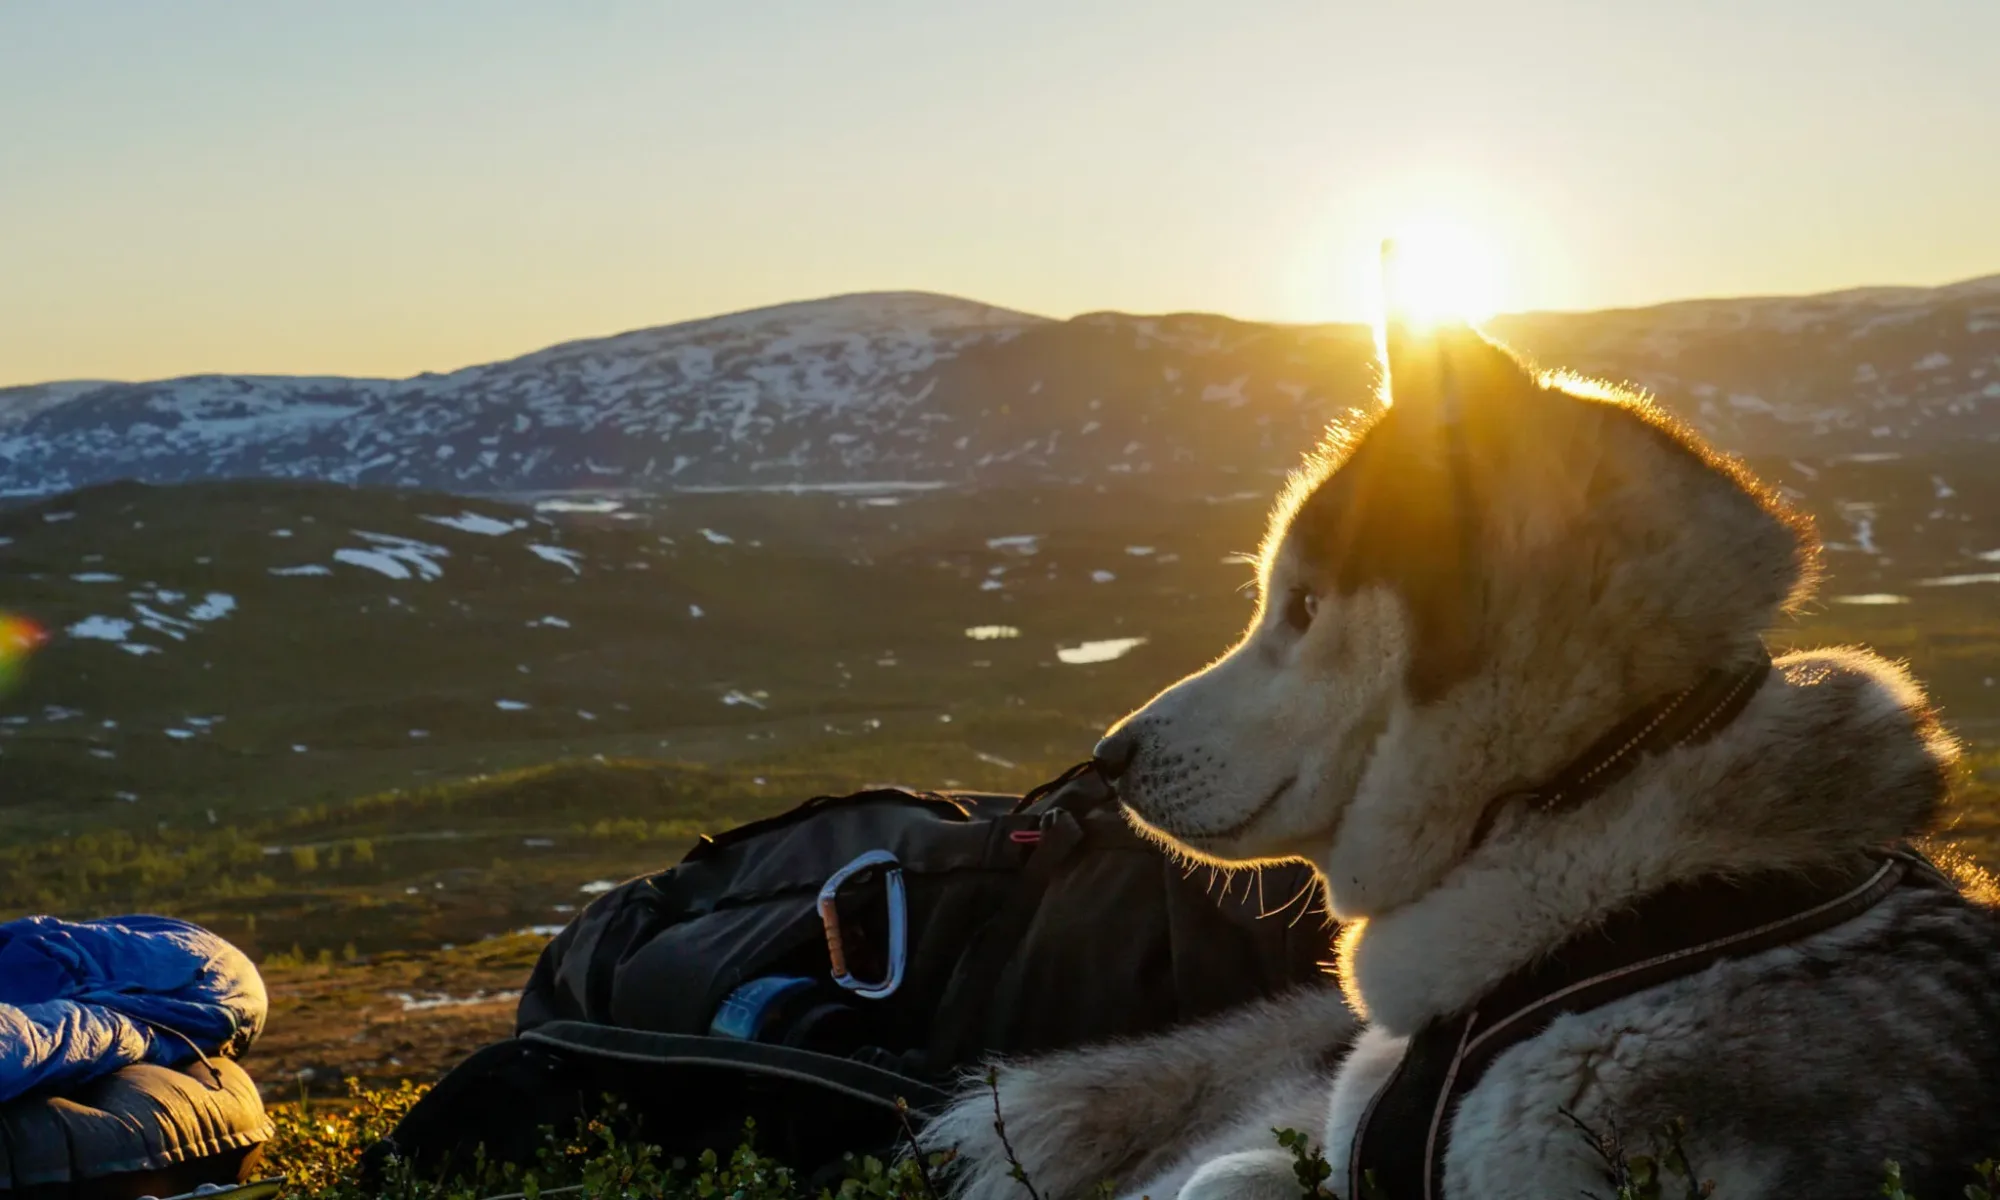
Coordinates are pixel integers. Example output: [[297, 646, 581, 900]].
[[913, 1067, 1051, 1200], [917, 1061, 1128, 1200], [1175, 1149, 1303, 1200]]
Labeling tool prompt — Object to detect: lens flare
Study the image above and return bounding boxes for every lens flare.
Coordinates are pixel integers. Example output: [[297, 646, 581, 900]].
[[0, 613, 48, 694]]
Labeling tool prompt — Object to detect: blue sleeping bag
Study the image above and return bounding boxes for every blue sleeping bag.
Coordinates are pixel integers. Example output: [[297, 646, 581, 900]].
[[0, 914, 266, 1103]]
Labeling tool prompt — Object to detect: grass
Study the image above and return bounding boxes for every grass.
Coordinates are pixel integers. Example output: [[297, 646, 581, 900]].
[[0, 757, 807, 958], [0, 738, 1085, 961]]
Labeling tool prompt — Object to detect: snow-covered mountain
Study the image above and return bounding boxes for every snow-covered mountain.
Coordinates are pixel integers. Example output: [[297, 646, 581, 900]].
[[4, 277, 1997, 497], [1490, 274, 2000, 458]]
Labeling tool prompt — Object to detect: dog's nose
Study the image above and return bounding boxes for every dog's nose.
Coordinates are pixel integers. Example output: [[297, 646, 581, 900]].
[[1093, 727, 1139, 781]]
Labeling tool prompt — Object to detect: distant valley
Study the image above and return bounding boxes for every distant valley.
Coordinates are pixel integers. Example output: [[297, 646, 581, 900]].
[[4, 451, 1997, 836]]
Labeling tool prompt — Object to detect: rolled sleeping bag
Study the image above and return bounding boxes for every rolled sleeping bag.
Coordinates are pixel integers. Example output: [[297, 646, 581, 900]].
[[0, 1057, 273, 1200]]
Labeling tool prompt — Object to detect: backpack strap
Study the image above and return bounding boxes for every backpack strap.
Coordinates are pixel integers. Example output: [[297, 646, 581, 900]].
[[1010, 759, 1112, 816], [1349, 849, 1931, 1200], [519, 1021, 952, 1116]]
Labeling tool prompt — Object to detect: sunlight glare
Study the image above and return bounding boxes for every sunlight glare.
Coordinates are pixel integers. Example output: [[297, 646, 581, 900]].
[[1378, 219, 1505, 329]]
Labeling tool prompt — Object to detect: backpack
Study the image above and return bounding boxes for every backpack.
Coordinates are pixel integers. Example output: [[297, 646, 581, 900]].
[[365, 762, 1335, 1187]]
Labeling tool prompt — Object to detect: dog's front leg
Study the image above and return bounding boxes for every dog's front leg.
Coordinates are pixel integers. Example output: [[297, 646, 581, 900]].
[[918, 984, 1356, 1200]]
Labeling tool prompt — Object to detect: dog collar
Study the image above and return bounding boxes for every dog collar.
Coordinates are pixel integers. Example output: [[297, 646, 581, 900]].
[[1468, 648, 1775, 850]]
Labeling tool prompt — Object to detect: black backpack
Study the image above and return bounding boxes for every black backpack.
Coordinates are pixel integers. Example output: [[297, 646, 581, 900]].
[[366, 762, 1335, 1186]]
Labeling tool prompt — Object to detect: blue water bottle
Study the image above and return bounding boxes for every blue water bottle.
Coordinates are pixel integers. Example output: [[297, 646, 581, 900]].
[[707, 975, 817, 1040]]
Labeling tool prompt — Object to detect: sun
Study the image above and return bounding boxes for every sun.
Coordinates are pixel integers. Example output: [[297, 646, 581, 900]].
[[1377, 218, 1504, 328]]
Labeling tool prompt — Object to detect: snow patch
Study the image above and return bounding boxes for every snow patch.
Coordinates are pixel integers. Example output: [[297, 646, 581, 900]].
[[68, 616, 134, 642], [388, 990, 509, 1012], [527, 544, 583, 574], [334, 533, 449, 581], [1202, 376, 1250, 406], [187, 593, 236, 622], [423, 511, 525, 536], [1056, 637, 1147, 664]]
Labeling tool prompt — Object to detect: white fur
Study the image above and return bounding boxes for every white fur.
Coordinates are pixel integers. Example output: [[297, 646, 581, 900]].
[[1172, 1150, 1300, 1200]]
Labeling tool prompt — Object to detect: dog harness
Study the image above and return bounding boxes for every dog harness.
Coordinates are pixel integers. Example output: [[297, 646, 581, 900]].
[[1348, 649, 1953, 1200], [1346, 848, 1938, 1200]]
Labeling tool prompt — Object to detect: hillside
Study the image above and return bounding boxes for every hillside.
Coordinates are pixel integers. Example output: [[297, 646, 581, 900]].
[[3, 277, 1998, 495]]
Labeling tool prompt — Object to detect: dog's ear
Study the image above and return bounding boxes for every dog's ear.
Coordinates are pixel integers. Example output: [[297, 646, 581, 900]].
[[1377, 317, 1603, 553], [1380, 318, 1538, 437]]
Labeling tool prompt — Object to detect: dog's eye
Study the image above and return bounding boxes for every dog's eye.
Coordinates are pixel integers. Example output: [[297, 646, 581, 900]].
[[1282, 589, 1319, 631]]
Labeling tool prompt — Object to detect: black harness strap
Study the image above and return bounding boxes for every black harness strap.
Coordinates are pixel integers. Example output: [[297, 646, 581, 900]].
[[1347, 849, 1937, 1200]]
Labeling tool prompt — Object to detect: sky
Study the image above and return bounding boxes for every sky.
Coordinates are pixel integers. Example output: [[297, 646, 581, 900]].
[[3, 0, 1996, 387]]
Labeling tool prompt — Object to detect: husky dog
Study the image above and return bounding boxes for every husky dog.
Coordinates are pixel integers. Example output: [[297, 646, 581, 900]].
[[921, 319, 2000, 1199]]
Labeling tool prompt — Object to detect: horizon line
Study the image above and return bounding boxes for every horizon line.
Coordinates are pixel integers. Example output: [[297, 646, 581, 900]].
[[7, 267, 1997, 394]]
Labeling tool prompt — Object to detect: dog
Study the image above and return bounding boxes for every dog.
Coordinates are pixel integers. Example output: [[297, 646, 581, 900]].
[[919, 317, 2000, 1199]]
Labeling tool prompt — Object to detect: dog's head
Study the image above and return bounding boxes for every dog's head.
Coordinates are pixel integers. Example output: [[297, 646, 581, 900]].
[[1096, 318, 1816, 918]]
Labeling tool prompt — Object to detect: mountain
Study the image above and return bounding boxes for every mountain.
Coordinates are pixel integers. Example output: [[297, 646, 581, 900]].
[[1489, 274, 2000, 458], [4, 277, 1997, 496]]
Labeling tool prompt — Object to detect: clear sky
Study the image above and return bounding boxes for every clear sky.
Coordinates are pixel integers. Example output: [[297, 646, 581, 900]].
[[3, 0, 1995, 387]]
